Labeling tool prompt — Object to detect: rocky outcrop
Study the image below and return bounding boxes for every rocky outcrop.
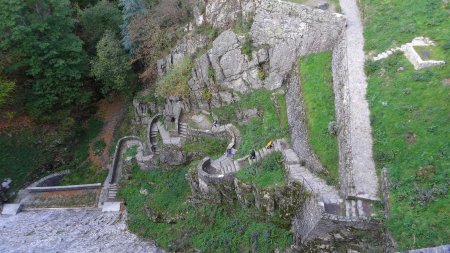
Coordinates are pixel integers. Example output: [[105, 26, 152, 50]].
[[157, 32, 209, 78], [188, 0, 346, 109], [204, 0, 259, 28]]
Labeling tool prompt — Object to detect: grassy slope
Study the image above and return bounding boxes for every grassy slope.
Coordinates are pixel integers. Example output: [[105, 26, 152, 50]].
[[0, 131, 53, 195], [212, 90, 289, 158], [236, 152, 285, 188], [298, 52, 339, 184], [182, 136, 228, 158], [362, 0, 450, 250], [61, 118, 106, 185], [119, 162, 292, 251]]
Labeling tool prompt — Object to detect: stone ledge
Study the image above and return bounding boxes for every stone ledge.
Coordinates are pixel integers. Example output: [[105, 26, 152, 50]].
[[1, 204, 22, 215], [27, 183, 102, 192]]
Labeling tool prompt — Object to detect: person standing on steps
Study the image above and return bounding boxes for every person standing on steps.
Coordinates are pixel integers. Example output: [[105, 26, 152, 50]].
[[250, 148, 256, 160], [266, 140, 273, 150]]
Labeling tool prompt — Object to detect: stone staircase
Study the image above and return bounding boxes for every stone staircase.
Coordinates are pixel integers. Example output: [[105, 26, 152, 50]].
[[179, 122, 188, 138], [212, 156, 239, 174], [344, 198, 373, 218], [149, 123, 159, 154], [108, 184, 119, 200]]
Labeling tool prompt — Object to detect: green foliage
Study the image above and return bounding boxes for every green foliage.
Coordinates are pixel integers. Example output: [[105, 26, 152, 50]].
[[0, 131, 54, 197], [73, 117, 104, 164], [202, 88, 213, 103], [298, 51, 339, 185], [124, 145, 138, 158], [362, 0, 450, 249], [119, 162, 293, 251], [242, 35, 253, 61], [236, 152, 285, 188], [93, 139, 106, 155], [208, 66, 216, 81], [91, 30, 133, 97], [182, 136, 228, 158], [80, 0, 122, 55], [233, 16, 253, 35], [0, 0, 89, 120], [61, 162, 107, 185], [0, 77, 15, 107], [156, 57, 192, 99], [257, 66, 265, 80], [212, 90, 289, 157]]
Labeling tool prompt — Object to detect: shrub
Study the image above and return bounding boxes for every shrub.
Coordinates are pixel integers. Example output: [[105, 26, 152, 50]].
[[156, 57, 192, 99], [257, 66, 265, 80]]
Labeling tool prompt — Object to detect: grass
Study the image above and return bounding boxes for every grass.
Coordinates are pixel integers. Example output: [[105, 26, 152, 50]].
[[61, 163, 107, 186], [413, 46, 445, 61], [155, 57, 192, 99], [0, 117, 104, 197], [119, 161, 293, 251], [0, 131, 53, 197], [362, 0, 450, 249], [182, 136, 228, 158], [212, 90, 289, 158], [236, 152, 285, 188], [298, 52, 339, 185], [60, 117, 106, 185]]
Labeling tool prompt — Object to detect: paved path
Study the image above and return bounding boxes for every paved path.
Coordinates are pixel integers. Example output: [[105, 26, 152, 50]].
[[0, 210, 164, 253], [339, 0, 378, 200]]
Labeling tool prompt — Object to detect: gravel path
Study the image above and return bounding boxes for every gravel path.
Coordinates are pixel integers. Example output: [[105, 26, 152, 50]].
[[339, 0, 378, 200], [0, 210, 164, 253]]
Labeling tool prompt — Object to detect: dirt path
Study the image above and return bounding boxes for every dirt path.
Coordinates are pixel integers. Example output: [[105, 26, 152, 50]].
[[339, 0, 378, 200], [89, 98, 126, 168]]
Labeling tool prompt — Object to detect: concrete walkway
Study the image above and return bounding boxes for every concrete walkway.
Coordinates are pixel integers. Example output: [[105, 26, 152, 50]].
[[339, 0, 378, 200]]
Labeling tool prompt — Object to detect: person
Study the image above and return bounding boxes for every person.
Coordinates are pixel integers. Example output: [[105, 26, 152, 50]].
[[226, 148, 232, 157], [250, 149, 256, 160], [213, 119, 218, 128], [266, 140, 273, 149]]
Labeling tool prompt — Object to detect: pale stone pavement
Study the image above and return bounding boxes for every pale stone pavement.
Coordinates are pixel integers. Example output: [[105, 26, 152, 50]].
[[339, 0, 379, 200], [0, 210, 164, 253]]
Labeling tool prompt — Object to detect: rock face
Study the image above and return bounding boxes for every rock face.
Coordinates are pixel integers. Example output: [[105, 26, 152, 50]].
[[157, 32, 209, 78], [0, 210, 163, 253], [188, 0, 346, 110]]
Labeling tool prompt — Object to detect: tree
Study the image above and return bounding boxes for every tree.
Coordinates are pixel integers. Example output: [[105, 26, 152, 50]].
[[91, 30, 132, 97], [81, 0, 122, 55], [0, 0, 89, 120], [0, 77, 15, 107], [118, 0, 147, 52]]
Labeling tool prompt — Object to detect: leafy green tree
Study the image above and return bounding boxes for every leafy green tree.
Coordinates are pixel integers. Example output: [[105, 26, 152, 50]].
[[81, 0, 122, 55], [0, 77, 15, 107], [0, 0, 89, 120], [91, 30, 132, 97]]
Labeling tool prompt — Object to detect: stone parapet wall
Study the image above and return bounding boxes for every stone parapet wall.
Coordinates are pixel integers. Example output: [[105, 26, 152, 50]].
[[331, 34, 354, 198]]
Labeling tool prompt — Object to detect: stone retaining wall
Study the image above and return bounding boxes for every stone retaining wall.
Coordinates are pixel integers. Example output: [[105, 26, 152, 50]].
[[331, 34, 354, 198], [285, 69, 326, 173]]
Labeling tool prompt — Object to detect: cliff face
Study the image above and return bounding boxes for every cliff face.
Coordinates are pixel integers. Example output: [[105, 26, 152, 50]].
[[187, 0, 345, 110]]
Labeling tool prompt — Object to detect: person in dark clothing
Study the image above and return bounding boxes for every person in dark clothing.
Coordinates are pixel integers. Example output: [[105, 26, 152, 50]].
[[250, 149, 256, 160], [213, 119, 218, 128]]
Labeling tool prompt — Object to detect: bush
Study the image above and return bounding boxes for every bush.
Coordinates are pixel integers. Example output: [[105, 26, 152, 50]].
[[236, 152, 285, 188], [156, 57, 192, 99]]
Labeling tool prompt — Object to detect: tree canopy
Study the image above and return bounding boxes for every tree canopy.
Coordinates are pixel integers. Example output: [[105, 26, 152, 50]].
[[91, 30, 132, 97], [0, 0, 89, 120], [81, 0, 122, 55]]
